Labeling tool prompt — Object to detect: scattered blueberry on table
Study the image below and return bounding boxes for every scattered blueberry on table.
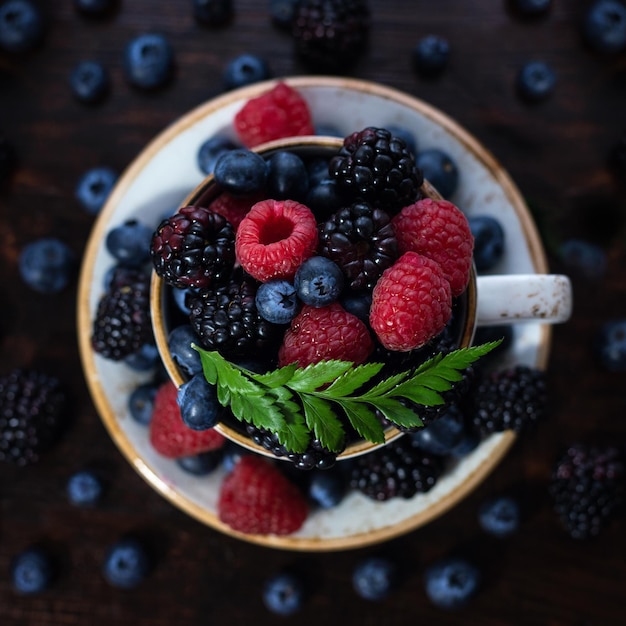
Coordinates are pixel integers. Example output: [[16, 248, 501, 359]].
[[516, 60, 556, 102], [0, 0, 44, 53], [412, 34, 450, 77], [262, 571, 305, 615], [70, 60, 111, 104], [123, 33, 175, 90], [352, 557, 398, 601], [18, 238, 76, 294], [11, 547, 55, 595], [424, 557, 481, 609], [102, 538, 151, 589], [223, 53, 271, 90], [75, 166, 118, 215]]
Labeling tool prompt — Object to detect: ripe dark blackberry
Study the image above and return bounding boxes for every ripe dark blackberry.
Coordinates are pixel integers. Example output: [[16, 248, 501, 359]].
[[550, 443, 624, 540], [349, 436, 445, 500], [468, 365, 547, 434], [318, 201, 397, 291], [189, 271, 279, 360], [292, 0, 370, 71], [91, 268, 153, 360], [329, 127, 423, 213], [0, 369, 67, 466], [245, 424, 340, 470], [151, 205, 235, 289]]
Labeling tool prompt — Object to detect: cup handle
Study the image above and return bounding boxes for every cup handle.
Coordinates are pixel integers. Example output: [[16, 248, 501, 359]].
[[475, 274, 573, 326]]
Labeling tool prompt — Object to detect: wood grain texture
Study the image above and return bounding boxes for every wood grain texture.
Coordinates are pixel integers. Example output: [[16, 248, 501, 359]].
[[1, 1, 625, 624]]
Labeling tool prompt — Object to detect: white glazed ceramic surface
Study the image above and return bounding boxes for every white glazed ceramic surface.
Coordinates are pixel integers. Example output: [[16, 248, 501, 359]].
[[78, 77, 551, 551]]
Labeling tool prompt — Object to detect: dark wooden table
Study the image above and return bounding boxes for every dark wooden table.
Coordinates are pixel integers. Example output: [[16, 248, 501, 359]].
[[1, 2, 625, 624]]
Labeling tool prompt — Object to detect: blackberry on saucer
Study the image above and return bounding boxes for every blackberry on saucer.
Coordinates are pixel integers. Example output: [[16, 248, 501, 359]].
[[318, 201, 397, 291], [329, 127, 423, 212], [189, 270, 279, 361], [0, 369, 67, 466], [349, 436, 445, 501], [151, 206, 235, 289], [468, 365, 547, 434], [550, 443, 624, 540]]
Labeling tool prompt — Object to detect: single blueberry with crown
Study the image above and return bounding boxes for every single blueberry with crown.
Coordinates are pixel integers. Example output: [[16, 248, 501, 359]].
[[266, 150, 309, 201], [352, 557, 397, 601], [102, 538, 150, 589], [0, 0, 44, 53], [75, 166, 118, 215], [262, 572, 305, 615], [516, 60, 556, 102], [478, 495, 521, 536], [583, 0, 626, 53], [123, 33, 174, 90], [67, 469, 105, 506], [177, 374, 222, 430], [424, 557, 481, 609], [70, 60, 110, 104], [416, 148, 459, 198], [294, 256, 344, 307], [105, 219, 153, 268], [168, 324, 204, 376], [412, 34, 450, 77], [197, 135, 238, 175], [469, 215, 505, 271], [11, 547, 54, 595], [214, 148, 268, 195], [19, 238, 75, 294], [255, 279, 299, 324], [223, 53, 271, 90]]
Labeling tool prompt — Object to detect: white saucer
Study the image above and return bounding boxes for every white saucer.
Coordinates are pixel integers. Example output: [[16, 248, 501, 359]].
[[77, 76, 550, 551]]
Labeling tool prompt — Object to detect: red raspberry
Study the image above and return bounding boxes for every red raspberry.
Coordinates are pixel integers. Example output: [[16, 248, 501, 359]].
[[235, 199, 318, 282], [278, 302, 374, 368], [392, 198, 473, 297], [218, 455, 308, 535], [370, 251, 452, 352], [234, 82, 315, 148], [206, 191, 264, 232], [149, 380, 225, 458]]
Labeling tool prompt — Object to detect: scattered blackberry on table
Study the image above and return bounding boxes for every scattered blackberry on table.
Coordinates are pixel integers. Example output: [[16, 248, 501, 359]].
[[91, 268, 153, 361], [70, 60, 110, 104], [11, 547, 55, 595], [583, 0, 626, 54], [292, 0, 370, 71], [66, 469, 105, 506], [412, 35, 450, 77], [262, 572, 305, 615], [468, 365, 547, 434], [223, 53, 271, 90], [75, 166, 118, 215], [19, 238, 76, 294], [197, 135, 238, 176], [123, 33, 174, 90], [329, 127, 423, 213], [469, 215, 506, 271], [151, 205, 235, 289], [594, 319, 626, 371], [550, 443, 624, 540], [192, 0, 233, 26], [415, 148, 459, 198], [189, 271, 279, 360], [352, 557, 398, 601], [0, 369, 67, 466], [424, 557, 481, 609], [516, 60, 556, 103], [349, 436, 445, 501], [0, 0, 45, 53], [106, 219, 153, 268], [318, 201, 397, 291], [245, 424, 340, 470], [102, 538, 151, 589]]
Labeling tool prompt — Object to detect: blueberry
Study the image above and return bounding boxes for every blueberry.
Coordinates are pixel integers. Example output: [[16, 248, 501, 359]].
[[128, 382, 158, 425], [294, 256, 344, 307], [424, 557, 481, 609], [75, 166, 118, 215], [0, 0, 44, 54], [124, 343, 160, 371], [197, 135, 238, 175], [192, 0, 233, 27], [412, 34, 450, 77], [416, 148, 459, 198], [558, 239, 607, 279], [222, 441, 247, 473], [516, 60, 556, 102], [172, 286, 199, 316], [509, 0, 551, 16], [583, 0, 626, 53], [255, 280, 299, 324], [262, 572, 305, 615], [305, 178, 343, 218], [123, 33, 174, 90], [0, 133, 17, 186], [168, 324, 203, 376], [308, 469, 347, 508], [478, 495, 521, 537], [449, 428, 481, 458], [67, 469, 105, 506], [270, 0, 299, 30], [352, 557, 397, 601], [214, 149, 268, 196], [102, 538, 150, 589], [74, 0, 118, 17], [340, 292, 371, 323], [177, 374, 221, 430], [306, 157, 331, 186], [594, 319, 626, 371], [19, 238, 75, 294], [411, 405, 466, 455], [176, 450, 222, 475], [469, 215, 505, 272], [70, 60, 110, 104], [266, 150, 309, 201], [105, 219, 152, 267], [11, 547, 54, 595], [223, 53, 271, 90]]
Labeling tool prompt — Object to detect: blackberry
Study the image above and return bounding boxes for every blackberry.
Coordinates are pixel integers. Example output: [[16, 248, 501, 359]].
[[150, 206, 235, 289], [189, 271, 278, 360], [349, 436, 445, 500], [550, 443, 624, 539], [91, 268, 153, 361], [0, 369, 67, 466], [245, 424, 339, 470], [329, 127, 423, 213], [318, 201, 397, 291], [292, 0, 370, 71], [468, 365, 547, 434]]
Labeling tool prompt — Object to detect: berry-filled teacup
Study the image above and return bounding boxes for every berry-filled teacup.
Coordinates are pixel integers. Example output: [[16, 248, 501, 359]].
[[150, 133, 572, 468]]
